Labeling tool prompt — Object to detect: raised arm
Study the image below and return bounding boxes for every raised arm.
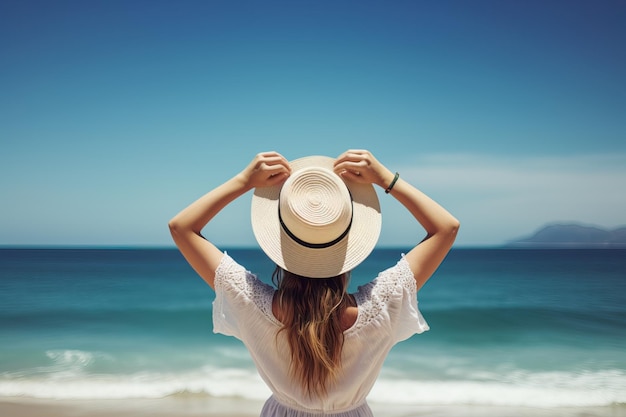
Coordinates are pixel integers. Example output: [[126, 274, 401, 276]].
[[168, 152, 291, 289], [334, 149, 459, 291]]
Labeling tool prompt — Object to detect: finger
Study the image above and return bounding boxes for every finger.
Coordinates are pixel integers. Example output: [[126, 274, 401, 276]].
[[258, 151, 282, 158], [259, 159, 285, 170], [334, 153, 358, 167], [268, 172, 289, 184], [259, 155, 291, 172], [334, 160, 368, 174], [257, 151, 288, 164], [334, 150, 371, 167], [339, 149, 367, 155], [336, 169, 365, 184]]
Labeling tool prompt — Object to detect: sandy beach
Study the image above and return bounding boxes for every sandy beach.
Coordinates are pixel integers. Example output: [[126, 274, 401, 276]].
[[1, 397, 624, 417], [0, 397, 263, 417]]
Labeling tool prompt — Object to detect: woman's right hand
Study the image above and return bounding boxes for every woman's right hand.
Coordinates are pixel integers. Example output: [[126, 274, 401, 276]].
[[237, 151, 292, 190], [335, 148, 459, 292], [333, 149, 395, 190]]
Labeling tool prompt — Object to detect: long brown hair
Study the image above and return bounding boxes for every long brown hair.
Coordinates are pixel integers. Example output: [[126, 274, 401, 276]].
[[272, 267, 351, 398]]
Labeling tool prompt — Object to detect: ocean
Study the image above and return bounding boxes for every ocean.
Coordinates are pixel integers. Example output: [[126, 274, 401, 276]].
[[0, 248, 625, 413]]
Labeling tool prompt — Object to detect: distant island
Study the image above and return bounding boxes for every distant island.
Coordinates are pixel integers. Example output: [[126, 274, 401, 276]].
[[507, 223, 626, 248]]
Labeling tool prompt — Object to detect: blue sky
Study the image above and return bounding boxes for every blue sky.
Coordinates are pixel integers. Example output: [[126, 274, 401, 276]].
[[1, 0, 625, 247]]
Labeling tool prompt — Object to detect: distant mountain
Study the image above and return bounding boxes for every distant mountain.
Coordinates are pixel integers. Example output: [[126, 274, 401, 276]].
[[507, 224, 626, 248]]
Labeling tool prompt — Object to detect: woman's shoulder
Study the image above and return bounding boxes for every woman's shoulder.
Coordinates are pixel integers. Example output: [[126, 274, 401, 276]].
[[349, 256, 417, 330], [355, 256, 416, 297], [215, 253, 275, 297]]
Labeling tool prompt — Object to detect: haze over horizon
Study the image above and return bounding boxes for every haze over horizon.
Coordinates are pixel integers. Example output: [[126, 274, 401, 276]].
[[2, 1, 625, 248]]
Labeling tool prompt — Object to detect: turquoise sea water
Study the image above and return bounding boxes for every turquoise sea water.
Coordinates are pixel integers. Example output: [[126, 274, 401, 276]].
[[0, 248, 624, 408]]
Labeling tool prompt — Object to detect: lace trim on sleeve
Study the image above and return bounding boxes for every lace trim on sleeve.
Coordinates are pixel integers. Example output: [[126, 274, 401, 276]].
[[350, 255, 416, 332], [214, 252, 277, 322]]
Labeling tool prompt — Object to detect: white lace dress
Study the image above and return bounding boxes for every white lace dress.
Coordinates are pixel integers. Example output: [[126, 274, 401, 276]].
[[213, 253, 429, 417]]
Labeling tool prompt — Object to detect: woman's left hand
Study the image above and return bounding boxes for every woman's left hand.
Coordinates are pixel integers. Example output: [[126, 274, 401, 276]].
[[238, 151, 291, 190]]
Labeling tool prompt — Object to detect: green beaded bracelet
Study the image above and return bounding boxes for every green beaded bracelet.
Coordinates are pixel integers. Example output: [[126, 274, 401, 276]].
[[385, 172, 400, 194]]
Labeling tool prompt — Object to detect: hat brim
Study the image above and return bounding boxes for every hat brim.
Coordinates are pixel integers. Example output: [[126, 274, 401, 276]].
[[251, 155, 381, 278]]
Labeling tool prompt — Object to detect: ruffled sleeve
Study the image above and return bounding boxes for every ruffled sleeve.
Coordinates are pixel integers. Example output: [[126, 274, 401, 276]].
[[353, 255, 429, 342], [212, 252, 276, 339]]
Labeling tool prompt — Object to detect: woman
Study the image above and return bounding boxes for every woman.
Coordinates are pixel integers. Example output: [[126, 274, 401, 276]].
[[169, 149, 459, 416]]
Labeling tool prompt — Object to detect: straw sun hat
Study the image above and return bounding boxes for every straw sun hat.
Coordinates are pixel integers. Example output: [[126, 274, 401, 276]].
[[251, 155, 381, 278]]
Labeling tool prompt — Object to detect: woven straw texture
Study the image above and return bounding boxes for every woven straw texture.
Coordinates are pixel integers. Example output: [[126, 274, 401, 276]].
[[251, 155, 381, 278]]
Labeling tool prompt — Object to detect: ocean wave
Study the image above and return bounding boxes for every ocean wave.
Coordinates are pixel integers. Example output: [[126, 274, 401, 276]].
[[1, 350, 115, 380], [369, 369, 626, 407], [1, 362, 624, 407], [45, 349, 113, 368], [0, 366, 270, 401]]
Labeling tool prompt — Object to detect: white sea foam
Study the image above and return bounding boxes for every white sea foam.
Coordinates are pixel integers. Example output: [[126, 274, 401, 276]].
[[1, 350, 116, 380], [0, 365, 270, 401], [1, 363, 624, 407], [369, 369, 626, 407], [44, 349, 114, 374]]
